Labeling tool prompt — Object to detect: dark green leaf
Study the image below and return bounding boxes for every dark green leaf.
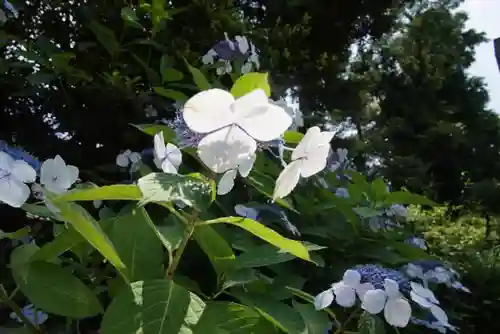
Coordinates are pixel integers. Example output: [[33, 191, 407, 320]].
[[131, 123, 177, 143], [358, 312, 386, 334], [384, 191, 435, 206], [184, 60, 211, 90], [88, 21, 120, 56], [194, 225, 235, 277], [293, 301, 332, 334], [121, 7, 143, 29], [222, 268, 258, 290], [153, 87, 188, 101]]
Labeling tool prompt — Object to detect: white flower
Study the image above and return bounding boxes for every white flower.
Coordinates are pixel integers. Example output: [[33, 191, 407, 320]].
[[0, 151, 36, 207], [153, 132, 182, 174], [410, 282, 453, 331], [314, 288, 335, 310], [202, 48, 217, 65], [335, 187, 349, 198], [234, 204, 259, 220], [40, 155, 79, 194], [183, 88, 291, 174], [362, 279, 412, 327], [273, 127, 333, 199], [241, 61, 253, 74], [336, 148, 348, 164], [217, 154, 256, 195], [11, 304, 48, 326], [332, 269, 374, 308], [116, 149, 141, 168], [235, 35, 249, 54], [271, 99, 303, 130], [248, 42, 260, 69]]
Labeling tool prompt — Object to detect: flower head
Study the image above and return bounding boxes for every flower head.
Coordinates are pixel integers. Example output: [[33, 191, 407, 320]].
[[11, 304, 48, 326], [153, 132, 182, 174], [0, 151, 37, 207], [0, 141, 40, 172], [40, 155, 79, 194], [116, 149, 141, 168], [162, 109, 204, 148]]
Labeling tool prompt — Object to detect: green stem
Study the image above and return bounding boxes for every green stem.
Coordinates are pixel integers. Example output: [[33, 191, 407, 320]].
[[0, 284, 44, 334], [166, 219, 195, 279]]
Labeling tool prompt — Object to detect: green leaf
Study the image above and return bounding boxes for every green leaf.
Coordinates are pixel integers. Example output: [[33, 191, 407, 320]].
[[57, 184, 142, 202], [11, 261, 102, 318], [247, 171, 297, 213], [26, 72, 55, 85], [194, 301, 276, 334], [107, 205, 164, 281], [234, 244, 298, 269], [151, 0, 166, 34], [132, 54, 161, 85], [293, 301, 332, 334], [121, 7, 143, 29], [88, 21, 120, 57], [137, 172, 214, 210], [131, 123, 177, 143], [153, 87, 188, 101], [283, 131, 304, 144], [184, 60, 211, 90], [194, 225, 235, 277], [222, 268, 258, 290], [230, 72, 271, 98], [100, 279, 205, 334], [22, 203, 60, 220], [31, 227, 83, 262], [232, 290, 306, 334], [370, 178, 389, 202], [10, 244, 39, 268], [353, 207, 384, 218], [150, 214, 185, 252], [358, 312, 386, 334], [49, 199, 128, 280], [162, 68, 184, 82], [384, 191, 435, 206], [204, 217, 311, 263], [0, 227, 31, 241]]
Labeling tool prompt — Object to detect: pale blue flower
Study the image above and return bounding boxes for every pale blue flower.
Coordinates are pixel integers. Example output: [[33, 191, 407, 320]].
[[3, 0, 18, 18], [406, 236, 427, 250], [0, 141, 40, 172], [10, 304, 48, 326]]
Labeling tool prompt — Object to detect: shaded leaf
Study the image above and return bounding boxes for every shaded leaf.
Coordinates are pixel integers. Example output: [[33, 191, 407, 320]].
[[194, 225, 235, 277], [293, 301, 332, 334], [185, 60, 211, 90]]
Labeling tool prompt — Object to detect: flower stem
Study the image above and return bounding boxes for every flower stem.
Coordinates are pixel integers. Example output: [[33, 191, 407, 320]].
[[166, 217, 196, 280], [0, 284, 44, 334]]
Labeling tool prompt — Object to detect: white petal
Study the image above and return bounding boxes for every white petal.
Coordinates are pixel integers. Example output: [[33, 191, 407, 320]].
[[161, 159, 178, 174], [40, 158, 56, 186], [65, 165, 79, 186], [314, 289, 334, 310], [116, 153, 129, 167], [217, 169, 237, 195], [384, 298, 411, 327], [183, 89, 235, 133], [241, 61, 252, 74], [154, 132, 166, 160], [0, 151, 14, 170], [197, 126, 257, 173], [410, 282, 439, 305], [10, 160, 36, 183], [430, 305, 449, 326], [53, 155, 67, 170], [384, 279, 400, 298], [129, 152, 141, 164], [333, 283, 356, 308], [362, 289, 387, 314], [292, 126, 322, 160], [234, 90, 292, 142], [165, 143, 182, 168], [0, 177, 30, 208], [238, 153, 256, 177], [272, 160, 301, 200], [343, 270, 362, 287], [410, 290, 434, 309], [299, 145, 330, 178], [235, 35, 249, 54], [123, 149, 132, 157], [356, 282, 375, 300]]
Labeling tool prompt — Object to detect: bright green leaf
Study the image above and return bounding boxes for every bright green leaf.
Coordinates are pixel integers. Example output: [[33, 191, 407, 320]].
[[121, 7, 142, 29], [56, 184, 141, 202], [283, 131, 304, 144], [107, 205, 164, 281], [30, 227, 83, 262], [11, 261, 102, 318], [184, 60, 211, 90], [49, 200, 128, 280], [100, 279, 205, 334], [204, 216, 311, 263], [230, 72, 271, 98], [0, 227, 31, 241], [137, 172, 214, 210], [194, 225, 235, 277]]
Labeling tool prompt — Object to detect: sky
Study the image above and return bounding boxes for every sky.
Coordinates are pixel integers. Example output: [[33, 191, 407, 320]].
[[460, 0, 500, 114]]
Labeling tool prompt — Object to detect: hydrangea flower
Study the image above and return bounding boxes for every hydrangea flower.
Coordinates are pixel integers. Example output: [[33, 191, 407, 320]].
[[10, 304, 48, 326], [403, 260, 470, 292], [40, 155, 79, 194], [116, 149, 141, 169], [161, 110, 204, 148], [0, 141, 40, 172], [409, 282, 454, 332], [202, 33, 260, 75], [335, 187, 349, 198], [0, 150, 37, 207], [153, 132, 182, 174], [406, 236, 427, 250], [386, 204, 408, 218]]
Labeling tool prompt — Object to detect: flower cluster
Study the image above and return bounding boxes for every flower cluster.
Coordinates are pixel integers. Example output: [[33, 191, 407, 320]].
[[202, 33, 260, 75], [403, 260, 470, 293], [314, 265, 457, 331], [10, 304, 48, 326]]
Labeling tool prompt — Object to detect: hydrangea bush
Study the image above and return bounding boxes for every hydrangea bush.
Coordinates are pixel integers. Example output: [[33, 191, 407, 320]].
[[0, 29, 468, 334]]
